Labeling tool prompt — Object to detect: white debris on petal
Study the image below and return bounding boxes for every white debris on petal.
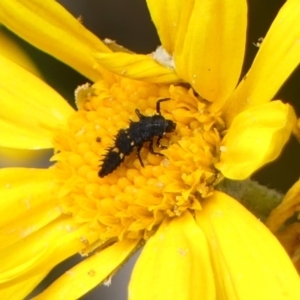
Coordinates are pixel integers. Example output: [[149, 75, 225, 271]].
[[104, 38, 116, 45], [88, 269, 96, 277], [157, 181, 164, 188], [76, 128, 85, 136], [66, 270, 75, 276], [178, 247, 189, 256], [21, 226, 36, 237], [103, 38, 133, 53], [80, 236, 89, 247], [23, 198, 31, 210], [253, 37, 264, 48], [103, 274, 113, 286], [220, 146, 227, 152], [151, 46, 175, 69], [162, 157, 170, 167], [65, 224, 75, 232]]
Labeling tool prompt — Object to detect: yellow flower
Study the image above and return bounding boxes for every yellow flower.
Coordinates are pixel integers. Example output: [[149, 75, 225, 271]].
[[0, 0, 300, 299]]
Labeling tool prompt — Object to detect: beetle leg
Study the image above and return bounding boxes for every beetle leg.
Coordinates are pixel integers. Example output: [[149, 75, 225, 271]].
[[156, 98, 170, 115], [150, 138, 164, 156], [135, 109, 143, 120], [156, 136, 167, 149], [136, 144, 145, 167]]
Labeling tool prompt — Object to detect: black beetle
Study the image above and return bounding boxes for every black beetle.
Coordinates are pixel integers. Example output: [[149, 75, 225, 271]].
[[99, 98, 176, 178]]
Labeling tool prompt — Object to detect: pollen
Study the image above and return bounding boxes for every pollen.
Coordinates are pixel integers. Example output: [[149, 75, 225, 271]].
[[51, 77, 224, 243]]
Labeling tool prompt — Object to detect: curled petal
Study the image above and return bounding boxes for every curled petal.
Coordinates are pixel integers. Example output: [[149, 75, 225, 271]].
[[94, 52, 180, 83], [274, 223, 300, 275], [223, 0, 300, 124], [293, 118, 300, 142], [196, 192, 300, 299], [216, 101, 296, 179], [0, 55, 74, 149], [0, 0, 110, 81], [129, 212, 215, 300], [266, 179, 300, 232]]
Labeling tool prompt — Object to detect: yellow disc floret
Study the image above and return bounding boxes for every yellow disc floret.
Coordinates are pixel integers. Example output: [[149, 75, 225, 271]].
[[52, 76, 224, 242]]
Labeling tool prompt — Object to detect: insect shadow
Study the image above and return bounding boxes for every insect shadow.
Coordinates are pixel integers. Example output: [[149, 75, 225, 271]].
[[99, 98, 176, 178]]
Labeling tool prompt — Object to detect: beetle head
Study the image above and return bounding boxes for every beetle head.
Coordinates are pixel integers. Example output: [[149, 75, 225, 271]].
[[166, 120, 176, 133]]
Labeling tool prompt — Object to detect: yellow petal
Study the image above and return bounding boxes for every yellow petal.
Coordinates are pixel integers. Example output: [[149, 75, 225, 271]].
[[0, 216, 85, 283], [0, 269, 49, 300], [129, 212, 215, 300], [173, 0, 247, 103], [0, 199, 61, 249], [223, 0, 300, 124], [0, 218, 66, 283], [146, 0, 185, 53], [94, 52, 180, 83], [33, 239, 139, 300], [0, 0, 110, 82], [266, 179, 300, 232], [0, 54, 74, 149], [0, 221, 98, 298], [196, 191, 300, 299], [0, 168, 55, 229], [0, 25, 41, 77], [216, 101, 296, 179]]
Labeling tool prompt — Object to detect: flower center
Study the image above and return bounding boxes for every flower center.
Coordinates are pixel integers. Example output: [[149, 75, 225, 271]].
[[52, 77, 224, 242]]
